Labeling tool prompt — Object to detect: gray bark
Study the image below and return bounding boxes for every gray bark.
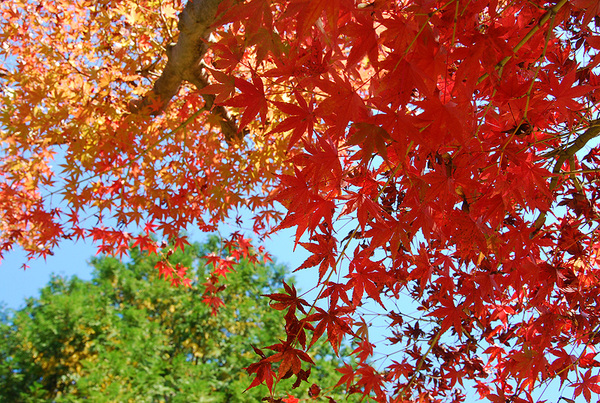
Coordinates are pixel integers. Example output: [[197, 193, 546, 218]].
[[129, 0, 240, 141]]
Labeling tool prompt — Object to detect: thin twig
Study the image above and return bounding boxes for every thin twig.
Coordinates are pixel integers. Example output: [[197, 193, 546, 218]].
[[531, 119, 600, 235]]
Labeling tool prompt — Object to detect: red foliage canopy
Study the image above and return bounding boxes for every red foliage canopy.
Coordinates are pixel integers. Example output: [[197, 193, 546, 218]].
[[2, 0, 600, 401]]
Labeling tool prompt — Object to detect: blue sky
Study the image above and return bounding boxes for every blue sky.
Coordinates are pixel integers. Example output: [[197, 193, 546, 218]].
[[0, 224, 310, 310]]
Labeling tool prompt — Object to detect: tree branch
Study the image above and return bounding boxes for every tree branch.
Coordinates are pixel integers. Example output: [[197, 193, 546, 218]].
[[531, 119, 600, 235], [184, 63, 241, 142], [128, 0, 241, 141]]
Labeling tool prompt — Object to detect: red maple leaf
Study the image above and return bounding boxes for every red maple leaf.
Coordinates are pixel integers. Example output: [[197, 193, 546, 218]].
[[264, 280, 309, 317], [245, 357, 276, 392], [282, 395, 300, 403], [270, 90, 316, 150], [542, 68, 591, 124], [572, 369, 600, 402], [429, 297, 466, 336], [224, 75, 268, 129], [321, 281, 352, 308], [201, 67, 236, 104], [346, 264, 388, 308], [266, 341, 315, 379], [305, 305, 354, 354], [297, 233, 337, 280], [335, 363, 356, 390], [340, 12, 378, 68]]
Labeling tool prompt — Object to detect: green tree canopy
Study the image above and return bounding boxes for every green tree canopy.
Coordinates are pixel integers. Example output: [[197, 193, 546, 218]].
[[0, 238, 355, 402]]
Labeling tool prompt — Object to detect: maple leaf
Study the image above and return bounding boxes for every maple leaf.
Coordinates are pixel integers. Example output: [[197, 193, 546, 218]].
[[201, 69, 237, 104], [549, 349, 576, 387], [160, 3, 178, 20], [387, 311, 404, 328], [297, 233, 337, 280], [274, 168, 336, 243], [305, 306, 354, 354], [308, 383, 321, 397], [171, 235, 190, 252], [348, 270, 381, 308], [224, 75, 268, 130], [353, 363, 387, 401], [572, 369, 600, 402], [156, 260, 174, 280], [571, 0, 600, 30], [203, 252, 222, 267], [352, 337, 374, 363], [201, 294, 225, 316], [542, 68, 591, 124], [284, 0, 342, 37], [301, 135, 344, 190], [292, 367, 311, 389], [132, 234, 159, 254], [214, 258, 235, 278], [429, 297, 466, 336], [321, 281, 352, 308], [266, 341, 315, 379], [314, 72, 369, 131], [270, 90, 315, 150], [334, 363, 356, 390], [245, 357, 276, 392], [341, 189, 389, 230], [264, 281, 309, 317], [340, 12, 379, 68], [346, 122, 391, 165]]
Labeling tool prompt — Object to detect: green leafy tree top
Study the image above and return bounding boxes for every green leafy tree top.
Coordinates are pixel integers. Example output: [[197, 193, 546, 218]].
[[0, 238, 356, 402]]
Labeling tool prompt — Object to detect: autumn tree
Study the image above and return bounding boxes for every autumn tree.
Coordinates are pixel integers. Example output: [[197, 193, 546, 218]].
[[2, 0, 600, 401]]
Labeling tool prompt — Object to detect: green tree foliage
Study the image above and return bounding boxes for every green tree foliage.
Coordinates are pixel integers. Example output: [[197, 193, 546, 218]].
[[0, 239, 354, 402]]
